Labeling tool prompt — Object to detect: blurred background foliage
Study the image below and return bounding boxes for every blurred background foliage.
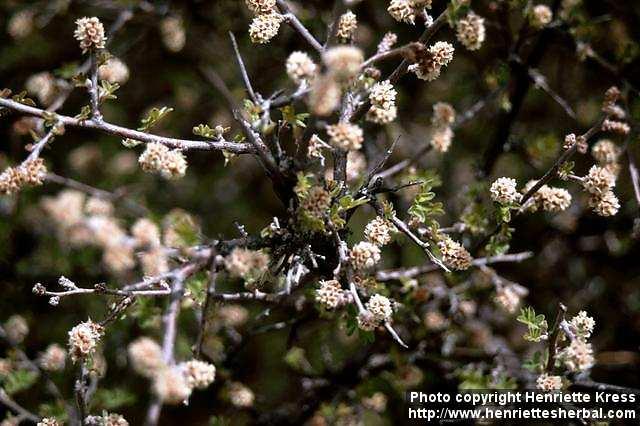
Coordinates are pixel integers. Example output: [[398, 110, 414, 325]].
[[1, 0, 640, 424]]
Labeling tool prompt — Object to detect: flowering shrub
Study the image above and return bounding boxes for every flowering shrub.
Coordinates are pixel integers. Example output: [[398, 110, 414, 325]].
[[1, 0, 639, 424]]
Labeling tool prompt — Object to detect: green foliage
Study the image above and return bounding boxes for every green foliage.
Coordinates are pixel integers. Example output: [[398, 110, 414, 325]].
[[456, 366, 517, 390], [280, 105, 310, 139], [74, 105, 92, 121], [1, 369, 39, 395], [10, 90, 36, 107], [461, 203, 489, 235], [99, 80, 120, 102], [210, 416, 231, 426], [293, 172, 312, 200], [523, 349, 549, 373], [163, 210, 201, 249], [91, 387, 137, 410], [408, 177, 444, 229], [485, 224, 513, 256], [186, 272, 209, 305], [138, 107, 174, 132], [284, 346, 315, 374], [558, 161, 575, 181], [517, 306, 548, 342], [193, 124, 229, 139]]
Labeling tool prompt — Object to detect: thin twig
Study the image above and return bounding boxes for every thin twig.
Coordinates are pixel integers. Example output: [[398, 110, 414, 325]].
[[229, 32, 258, 103], [277, 0, 323, 53], [376, 251, 534, 281], [0, 98, 255, 154]]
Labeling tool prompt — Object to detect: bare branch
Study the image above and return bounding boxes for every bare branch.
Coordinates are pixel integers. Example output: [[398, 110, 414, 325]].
[[0, 98, 255, 154], [277, 0, 323, 53], [376, 251, 534, 281]]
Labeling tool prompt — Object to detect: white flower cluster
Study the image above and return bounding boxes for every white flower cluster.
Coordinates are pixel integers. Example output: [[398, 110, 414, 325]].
[[456, 12, 486, 51], [39, 344, 67, 372], [559, 310, 596, 373], [315, 280, 349, 309], [0, 158, 47, 196], [387, 0, 432, 25], [337, 11, 358, 42], [490, 177, 522, 205], [246, 0, 282, 44], [160, 16, 186, 52], [74, 17, 106, 53], [138, 143, 188, 179], [358, 294, 393, 331], [26, 72, 58, 106], [323, 46, 364, 82], [581, 165, 620, 217], [364, 216, 396, 247], [4, 315, 28, 343], [367, 80, 398, 124], [224, 247, 270, 280], [228, 382, 255, 408], [68, 320, 103, 363], [438, 236, 472, 271], [350, 241, 382, 270], [495, 284, 525, 314], [530, 5, 553, 28], [286, 51, 317, 85], [98, 57, 130, 84], [409, 41, 454, 82], [521, 180, 572, 213], [536, 373, 563, 391], [326, 122, 364, 151], [128, 337, 216, 404], [41, 190, 170, 275], [430, 102, 456, 153]]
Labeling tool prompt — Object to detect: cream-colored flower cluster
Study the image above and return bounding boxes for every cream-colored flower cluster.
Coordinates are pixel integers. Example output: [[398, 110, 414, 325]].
[[377, 32, 398, 54], [286, 51, 317, 84], [246, 0, 282, 44], [387, 0, 432, 25], [39, 344, 67, 372], [99, 57, 130, 84], [456, 12, 486, 51], [327, 122, 364, 151], [68, 320, 104, 363], [315, 280, 350, 309], [224, 247, 270, 280], [350, 241, 382, 270], [438, 236, 472, 270], [4, 315, 28, 344], [530, 5, 553, 28], [308, 46, 364, 116], [227, 382, 255, 408], [26, 72, 58, 106], [160, 16, 186, 52], [74, 17, 106, 53], [430, 102, 456, 153], [536, 373, 563, 391], [337, 11, 358, 42], [299, 185, 332, 221], [367, 80, 398, 124], [580, 165, 620, 217], [0, 158, 47, 195], [128, 337, 216, 404], [490, 177, 521, 205], [521, 180, 572, 213], [408, 41, 455, 82], [41, 191, 169, 274], [364, 216, 397, 247], [138, 143, 188, 180], [495, 284, 526, 314], [357, 294, 393, 331]]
